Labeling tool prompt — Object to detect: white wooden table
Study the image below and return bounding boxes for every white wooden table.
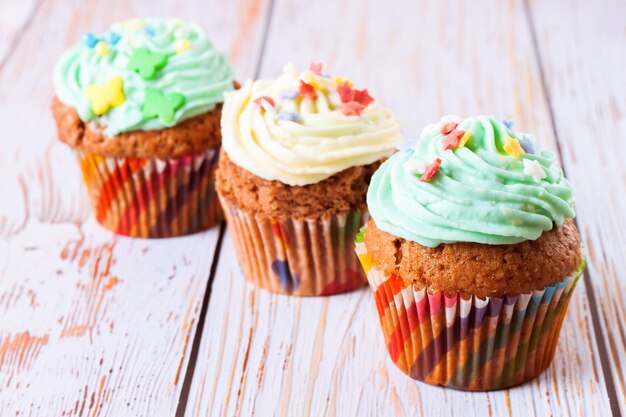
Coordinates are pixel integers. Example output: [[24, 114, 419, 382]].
[[1, 1, 624, 416]]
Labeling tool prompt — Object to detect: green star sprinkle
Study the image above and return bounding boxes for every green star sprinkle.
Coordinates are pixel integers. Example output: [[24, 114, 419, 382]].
[[141, 88, 185, 123], [127, 47, 168, 80]]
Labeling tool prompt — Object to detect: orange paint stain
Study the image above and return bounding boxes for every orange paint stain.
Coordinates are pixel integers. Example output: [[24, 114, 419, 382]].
[[61, 242, 119, 339], [0, 331, 49, 375]]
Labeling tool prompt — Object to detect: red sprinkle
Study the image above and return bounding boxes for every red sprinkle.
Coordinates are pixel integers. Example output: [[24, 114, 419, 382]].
[[299, 80, 318, 100], [420, 158, 442, 182], [253, 96, 275, 108], [341, 101, 365, 116], [440, 122, 458, 135], [337, 82, 374, 106], [309, 62, 323, 75], [442, 130, 464, 151]]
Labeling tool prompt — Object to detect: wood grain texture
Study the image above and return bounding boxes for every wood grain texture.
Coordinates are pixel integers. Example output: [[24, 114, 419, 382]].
[[185, 0, 615, 415], [527, 0, 626, 414], [0, 0, 270, 415]]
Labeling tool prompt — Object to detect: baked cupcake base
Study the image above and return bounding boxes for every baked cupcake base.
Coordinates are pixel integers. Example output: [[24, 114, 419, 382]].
[[220, 195, 367, 296], [78, 147, 221, 238], [356, 227, 585, 391]]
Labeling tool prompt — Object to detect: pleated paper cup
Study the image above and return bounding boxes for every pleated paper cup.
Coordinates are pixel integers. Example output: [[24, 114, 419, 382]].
[[220, 195, 368, 296], [355, 229, 585, 391], [76, 146, 221, 238]]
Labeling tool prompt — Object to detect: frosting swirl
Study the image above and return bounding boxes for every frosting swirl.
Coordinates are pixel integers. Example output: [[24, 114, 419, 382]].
[[221, 64, 402, 186], [368, 115, 576, 247], [53, 18, 234, 135]]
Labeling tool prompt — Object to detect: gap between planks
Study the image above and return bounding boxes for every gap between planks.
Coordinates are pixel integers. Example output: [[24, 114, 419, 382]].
[[174, 1, 277, 414], [522, 1, 622, 416]]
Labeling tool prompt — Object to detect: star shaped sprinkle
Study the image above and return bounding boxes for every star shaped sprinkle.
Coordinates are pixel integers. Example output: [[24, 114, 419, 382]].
[[334, 76, 353, 87], [277, 112, 302, 122], [502, 118, 514, 128], [103, 31, 120, 46], [503, 136, 525, 159], [254, 96, 275, 111], [337, 82, 374, 116], [85, 76, 125, 116], [141, 88, 185, 123], [174, 38, 191, 53], [523, 159, 546, 182], [403, 159, 429, 175], [82, 31, 120, 49], [82, 32, 99, 48], [127, 47, 168, 80], [440, 122, 458, 134], [518, 134, 536, 154], [309, 62, 323, 75], [420, 158, 442, 182], [442, 130, 464, 150], [299, 80, 318, 100], [95, 41, 109, 57], [341, 101, 365, 116]]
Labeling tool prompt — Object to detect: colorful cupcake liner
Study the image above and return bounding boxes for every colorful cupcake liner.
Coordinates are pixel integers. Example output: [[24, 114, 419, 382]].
[[77, 146, 221, 238], [355, 230, 585, 390], [220, 195, 368, 296]]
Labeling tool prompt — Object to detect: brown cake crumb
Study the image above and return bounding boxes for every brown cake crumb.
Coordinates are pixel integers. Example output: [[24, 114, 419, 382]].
[[215, 150, 382, 220], [364, 218, 582, 298], [51, 97, 222, 159]]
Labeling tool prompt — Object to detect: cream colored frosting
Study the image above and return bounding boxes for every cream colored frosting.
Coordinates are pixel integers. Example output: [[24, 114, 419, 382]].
[[221, 64, 402, 186]]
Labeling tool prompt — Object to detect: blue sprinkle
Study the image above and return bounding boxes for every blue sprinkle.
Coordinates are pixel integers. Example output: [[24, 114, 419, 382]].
[[280, 91, 299, 99], [397, 139, 418, 152], [277, 112, 302, 123], [103, 31, 120, 45], [81, 32, 98, 48], [502, 118, 514, 128], [143, 26, 156, 37], [519, 134, 536, 154]]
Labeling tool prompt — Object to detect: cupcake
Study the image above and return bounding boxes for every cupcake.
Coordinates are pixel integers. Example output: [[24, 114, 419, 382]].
[[51, 18, 235, 238], [217, 63, 402, 296], [356, 115, 584, 390]]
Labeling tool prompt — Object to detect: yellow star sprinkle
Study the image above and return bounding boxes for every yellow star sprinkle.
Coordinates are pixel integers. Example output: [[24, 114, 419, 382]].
[[459, 131, 472, 147], [85, 76, 125, 116], [174, 38, 191, 53], [95, 41, 109, 57], [333, 76, 353, 87], [503, 136, 525, 159]]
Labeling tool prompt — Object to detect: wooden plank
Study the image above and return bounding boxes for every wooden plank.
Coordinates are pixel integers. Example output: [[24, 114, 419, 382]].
[[184, 0, 614, 415], [526, 0, 626, 414], [0, 0, 40, 67], [0, 0, 271, 415]]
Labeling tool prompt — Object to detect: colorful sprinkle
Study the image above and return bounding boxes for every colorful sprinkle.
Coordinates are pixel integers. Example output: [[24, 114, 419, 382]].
[[103, 31, 120, 46], [333, 76, 353, 87], [519, 134, 536, 154], [277, 112, 302, 123], [254, 96, 275, 109], [459, 131, 472, 147], [82, 32, 99, 48], [442, 130, 464, 151], [85, 76, 125, 116], [355, 228, 366, 243], [95, 41, 109, 57], [309, 62, 323, 75], [440, 122, 458, 135], [420, 158, 442, 182], [523, 159, 546, 182], [503, 136, 525, 159], [174, 38, 191, 53], [127, 47, 168, 80], [280, 91, 299, 99], [341, 101, 365, 116], [142, 26, 156, 37], [142, 88, 185, 123], [337, 83, 374, 106], [403, 159, 429, 175], [299, 80, 318, 100], [502, 118, 514, 128], [126, 19, 145, 31]]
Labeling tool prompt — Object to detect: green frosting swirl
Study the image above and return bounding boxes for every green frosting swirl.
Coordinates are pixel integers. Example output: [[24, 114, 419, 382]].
[[53, 18, 234, 135], [368, 115, 576, 247]]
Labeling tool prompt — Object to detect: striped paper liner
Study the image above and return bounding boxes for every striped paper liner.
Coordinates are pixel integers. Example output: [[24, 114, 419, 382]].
[[76, 146, 221, 238], [220, 195, 368, 296], [355, 230, 585, 391]]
